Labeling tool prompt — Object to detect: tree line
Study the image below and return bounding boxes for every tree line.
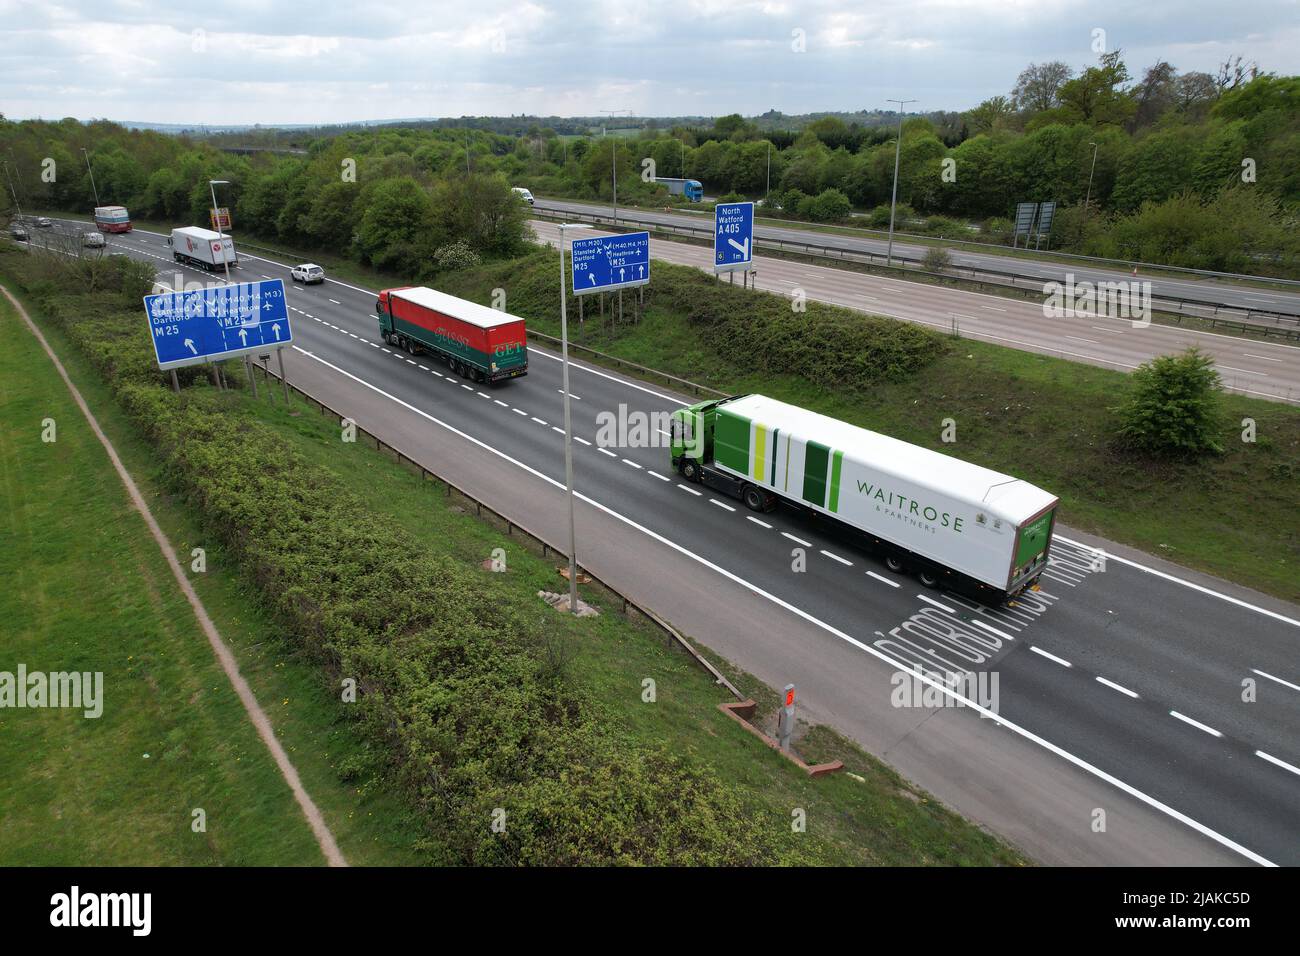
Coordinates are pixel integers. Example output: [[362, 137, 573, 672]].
[[1, 53, 1295, 275]]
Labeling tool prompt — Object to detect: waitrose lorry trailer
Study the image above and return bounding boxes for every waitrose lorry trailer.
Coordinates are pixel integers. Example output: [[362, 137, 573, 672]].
[[670, 394, 1058, 602], [376, 286, 528, 384]]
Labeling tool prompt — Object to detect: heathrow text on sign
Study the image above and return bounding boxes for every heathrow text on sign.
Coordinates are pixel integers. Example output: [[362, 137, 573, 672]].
[[570, 231, 650, 294], [714, 201, 753, 273], [142, 278, 292, 371]]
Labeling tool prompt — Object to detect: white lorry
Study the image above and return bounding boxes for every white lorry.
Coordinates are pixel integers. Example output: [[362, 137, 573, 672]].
[[168, 226, 237, 272], [670, 393, 1059, 602]]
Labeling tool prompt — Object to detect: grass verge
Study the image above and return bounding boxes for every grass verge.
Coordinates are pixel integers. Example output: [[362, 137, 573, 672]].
[[0, 290, 425, 865]]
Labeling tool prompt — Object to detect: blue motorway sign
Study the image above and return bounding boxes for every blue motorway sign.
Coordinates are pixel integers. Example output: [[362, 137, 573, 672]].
[[714, 201, 753, 273], [143, 279, 292, 371], [571, 231, 650, 295]]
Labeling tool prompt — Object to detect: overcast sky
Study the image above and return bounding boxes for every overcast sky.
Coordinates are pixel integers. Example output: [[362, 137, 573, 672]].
[[3, 0, 1297, 125]]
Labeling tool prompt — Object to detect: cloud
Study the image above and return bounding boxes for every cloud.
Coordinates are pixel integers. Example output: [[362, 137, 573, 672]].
[[2, 0, 1296, 123]]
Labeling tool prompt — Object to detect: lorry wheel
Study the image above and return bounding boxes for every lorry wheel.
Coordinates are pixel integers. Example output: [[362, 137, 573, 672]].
[[884, 555, 905, 573], [918, 570, 940, 589], [681, 460, 700, 482], [743, 486, 764, 511]]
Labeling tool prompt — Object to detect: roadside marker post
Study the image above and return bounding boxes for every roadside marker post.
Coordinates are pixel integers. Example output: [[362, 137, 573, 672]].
[[778, 684, 796, 752]]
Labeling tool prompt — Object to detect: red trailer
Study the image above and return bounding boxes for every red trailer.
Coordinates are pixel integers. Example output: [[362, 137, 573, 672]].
[[376, 286, 527, 384]]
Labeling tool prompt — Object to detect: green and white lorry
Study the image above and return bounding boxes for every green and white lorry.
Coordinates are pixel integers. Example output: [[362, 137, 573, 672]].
[[669, 394, 1058, 602]]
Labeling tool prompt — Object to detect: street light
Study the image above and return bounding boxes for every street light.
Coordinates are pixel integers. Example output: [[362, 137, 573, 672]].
[[600, 109, 632, 225], [1084, 141, 1099, 214], [556, 222, 589, 614], [208, 179, 232, 283], [81, 148, 101, 208], [885, 97, 917, 267]]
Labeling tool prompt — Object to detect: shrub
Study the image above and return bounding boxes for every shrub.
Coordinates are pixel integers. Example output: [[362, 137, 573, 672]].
[[922, 246, 953, 272], [1113, 346, 1225, 457], [869, 203, 915, 228], [433, 240, 482, 271], [806, 188, 852, 223]]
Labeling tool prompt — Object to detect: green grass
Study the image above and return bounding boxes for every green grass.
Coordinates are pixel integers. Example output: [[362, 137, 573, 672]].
[[0, 292, 424, 865]]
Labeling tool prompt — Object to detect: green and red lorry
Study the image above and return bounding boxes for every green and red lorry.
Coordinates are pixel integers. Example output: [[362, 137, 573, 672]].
[[376, 286, 528, 384], [670, 393, 1058, 603]]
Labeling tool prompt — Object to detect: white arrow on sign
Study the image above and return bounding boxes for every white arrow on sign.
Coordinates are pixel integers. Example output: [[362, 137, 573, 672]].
[[727, 237, 749, 258], [238, 328, 248, 345], [638, 264, 644, 277], [184, 338, 197, 355], [588, 273, 596, 285], [619, 268, 625, 281], [271, 323, 281, 341]]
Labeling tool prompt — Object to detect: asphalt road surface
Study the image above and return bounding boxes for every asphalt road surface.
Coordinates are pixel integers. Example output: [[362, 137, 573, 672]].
[[533, 196, 1300, 319], [529, 219, 1300, 405], [25, 219, 1300, 866]]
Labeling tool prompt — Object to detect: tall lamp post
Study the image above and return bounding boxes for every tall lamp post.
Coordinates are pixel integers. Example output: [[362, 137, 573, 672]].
[[885, 97, 917, 267], [81, 148, 101, 208], [1084, 141, 1099, 213], [208, 179, 232, 283], [556, 222, 589, 613], [600, 109, 632, 225]]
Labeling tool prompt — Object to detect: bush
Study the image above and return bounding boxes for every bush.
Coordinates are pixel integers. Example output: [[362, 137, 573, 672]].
[[806, 188, 852, 223], [433, 240, 482, 271], [923, 247, 953, 272], [868, 203, 915, 228], [921, 215, 966, 238], [982, 217, 1013, 243], [1113, 347, 1225, 457]]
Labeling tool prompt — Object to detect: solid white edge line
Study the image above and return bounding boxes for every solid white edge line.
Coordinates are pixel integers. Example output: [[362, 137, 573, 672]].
[[1055, 534, 1300, 630], [289, 343, 1275, 867], [1170, 711, 1223, 738], [1096, 676, 1140, 698]]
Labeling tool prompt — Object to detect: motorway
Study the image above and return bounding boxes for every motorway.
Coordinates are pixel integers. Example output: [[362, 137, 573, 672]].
[[534, 196, 1300, 320], [529, 221, 1300, 404], [25, 220, 1300, 866]]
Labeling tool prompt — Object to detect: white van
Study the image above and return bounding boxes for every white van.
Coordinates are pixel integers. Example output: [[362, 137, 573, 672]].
[[511, 187, 535, 206]]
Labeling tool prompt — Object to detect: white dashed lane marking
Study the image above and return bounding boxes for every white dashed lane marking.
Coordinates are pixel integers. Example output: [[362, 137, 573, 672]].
[[1096, 676, 1139, 698], [1170, 711, 1222, 738], [1030, 646, 1072, 668]]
